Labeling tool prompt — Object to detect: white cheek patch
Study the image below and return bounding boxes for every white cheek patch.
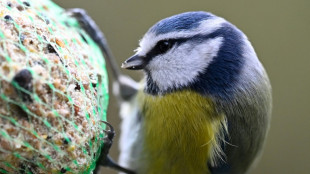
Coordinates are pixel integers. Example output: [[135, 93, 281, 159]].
[[148, 37, 224, 92], [136, 17, 226, 56]]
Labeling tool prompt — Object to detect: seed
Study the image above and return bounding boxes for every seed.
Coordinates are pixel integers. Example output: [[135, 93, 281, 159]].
[[12, 69, 33, 102], [67, 145, 75, 152], [47, 44, 57, 53], [60, 168, 67, 173], [63, 137, 71, 145], [17, 5, 23, 11], [42, 135, 47, 139], [74, 82, 81, 91], [42, 5, 49, 10], [19, 34, 25, 44], [23, 1, 31, 7], [7, 2, 12, 8], [56, 38, 65, 48], [73, 105, 80, 116], [4, 15, 13, 21], [45, 18, 50, 25]]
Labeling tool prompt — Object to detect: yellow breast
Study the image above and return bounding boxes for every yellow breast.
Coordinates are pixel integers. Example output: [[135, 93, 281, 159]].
[[139, 90, 225, 174]]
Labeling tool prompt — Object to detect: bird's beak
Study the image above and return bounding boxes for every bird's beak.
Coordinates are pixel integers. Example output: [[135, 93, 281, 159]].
[[121, 54, 146, 70]]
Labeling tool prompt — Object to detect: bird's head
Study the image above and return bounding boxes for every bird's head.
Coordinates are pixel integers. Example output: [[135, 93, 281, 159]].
[[122, 11, 264, 97]]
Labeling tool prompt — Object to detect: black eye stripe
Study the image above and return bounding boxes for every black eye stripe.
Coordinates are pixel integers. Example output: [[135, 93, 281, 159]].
[[143, 31, 223, 64], [146, 38, 186, 58]]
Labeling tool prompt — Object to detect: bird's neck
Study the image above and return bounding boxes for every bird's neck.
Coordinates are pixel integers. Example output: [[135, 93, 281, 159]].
[[140, 90, 225, 174]]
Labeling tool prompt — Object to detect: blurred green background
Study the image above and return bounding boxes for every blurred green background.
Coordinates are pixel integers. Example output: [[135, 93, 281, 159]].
[[54, 0, 310, 173]]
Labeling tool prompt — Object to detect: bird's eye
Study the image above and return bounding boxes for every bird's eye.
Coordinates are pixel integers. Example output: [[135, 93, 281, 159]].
[[156, 40, 174, 54]]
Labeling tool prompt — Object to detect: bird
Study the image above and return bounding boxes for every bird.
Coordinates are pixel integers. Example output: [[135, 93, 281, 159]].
[[118, 11, 272, 174], [69, 9, 272, 174]]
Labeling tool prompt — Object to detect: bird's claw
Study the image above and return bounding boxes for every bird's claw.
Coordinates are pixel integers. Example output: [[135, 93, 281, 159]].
[[93, 121, 136, 174]]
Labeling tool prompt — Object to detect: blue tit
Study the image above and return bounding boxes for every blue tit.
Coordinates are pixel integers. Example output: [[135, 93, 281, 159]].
[[118, 11, 272, 174], [69, 9, 271, 174]]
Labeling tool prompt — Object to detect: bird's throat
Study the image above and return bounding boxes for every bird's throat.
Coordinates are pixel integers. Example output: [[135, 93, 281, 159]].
[[140, 90, 224, 174]]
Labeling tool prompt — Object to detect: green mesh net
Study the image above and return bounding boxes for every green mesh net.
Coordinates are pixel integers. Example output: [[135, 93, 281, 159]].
[[0, 0, 109, 173]]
